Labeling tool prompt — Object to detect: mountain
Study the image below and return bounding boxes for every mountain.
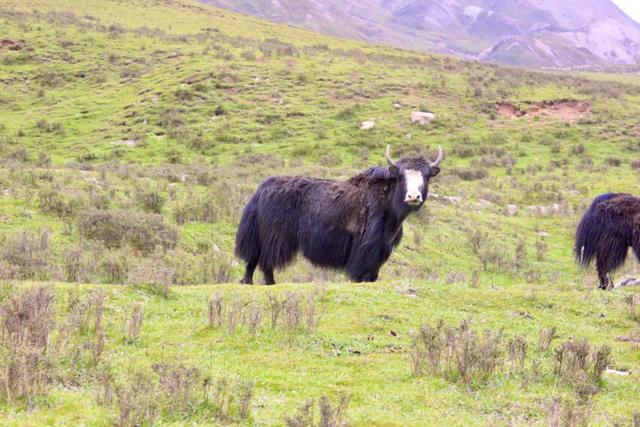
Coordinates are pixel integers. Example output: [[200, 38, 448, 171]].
[[200, 0, 640, 68]]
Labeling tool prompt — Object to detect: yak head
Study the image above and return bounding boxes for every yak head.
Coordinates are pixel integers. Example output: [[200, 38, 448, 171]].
[[385, 145, 442, 213]]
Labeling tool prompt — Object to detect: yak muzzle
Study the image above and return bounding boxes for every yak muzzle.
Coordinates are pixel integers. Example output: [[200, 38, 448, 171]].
[[405, 193, 423, 205]]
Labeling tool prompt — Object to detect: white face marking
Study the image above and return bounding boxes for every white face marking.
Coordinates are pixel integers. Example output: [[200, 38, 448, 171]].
[[404, 169, 424, 205]]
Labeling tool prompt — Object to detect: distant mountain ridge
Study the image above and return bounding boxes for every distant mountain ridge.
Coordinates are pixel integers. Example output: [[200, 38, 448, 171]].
[[200, 0, 640, 68]]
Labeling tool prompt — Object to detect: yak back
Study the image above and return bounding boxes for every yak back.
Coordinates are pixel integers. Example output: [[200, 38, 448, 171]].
[[595, 193, 640, 223], [256, 168, 395, 235]]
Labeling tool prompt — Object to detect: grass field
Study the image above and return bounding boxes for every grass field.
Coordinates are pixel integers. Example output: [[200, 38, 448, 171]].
[[1, 0, 640, 425]]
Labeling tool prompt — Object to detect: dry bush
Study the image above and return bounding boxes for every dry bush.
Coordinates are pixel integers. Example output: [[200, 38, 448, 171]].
[[554, 339, 611, 402], [409, 321, 445, 376], [282, 292, 303, 330], [625, 295, 638, 322], [38, 186, 84, 217], [77, 208, 178, 253], [102, 249, 129, 284], [172, 196, 218, 224], [124, 304, 144, 344], [207, 291, 321, 333], [0, 229, 50, 280], [135, 187, 165, 214], [507, 335, 527, 375], [267, 292, 283, 329], [244, 299, 263, 334], [546, 398, 591, 427], [64, 289, 107, 368], [63, 243, 101, 283], [286, 395, 350, 427], [105, 365, 254, 425], [0, 286, 56, 404], [539, 326, 558, 352], [409, 319, 505, 387], [452, 166, 488, 181], [126, 253, 174, 297], [208, 293, 224, 328], [115, 372, 159, 427], [152, 363, 202, 416]]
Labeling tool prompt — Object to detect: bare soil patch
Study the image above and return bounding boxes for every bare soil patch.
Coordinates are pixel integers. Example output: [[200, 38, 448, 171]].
[[496, 99, 591, 122], [496, 102, 518, 118], [0, 39, 23, 51]]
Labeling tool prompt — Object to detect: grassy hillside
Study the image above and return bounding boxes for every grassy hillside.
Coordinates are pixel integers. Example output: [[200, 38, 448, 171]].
[[1, 0, 640, 425]]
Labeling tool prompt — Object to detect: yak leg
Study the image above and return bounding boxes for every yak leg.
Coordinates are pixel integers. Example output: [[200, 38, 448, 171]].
[[595, 239, 629, 290], [263, 268, 276, 286], [240, 259, 258, 285], [596, 258, 614, 290]]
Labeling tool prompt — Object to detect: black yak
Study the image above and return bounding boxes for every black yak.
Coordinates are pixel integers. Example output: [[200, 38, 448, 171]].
[[235, 145, 443, 285], [575, 193, 640, 290]]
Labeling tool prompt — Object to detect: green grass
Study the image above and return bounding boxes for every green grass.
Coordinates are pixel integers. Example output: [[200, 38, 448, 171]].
[[1, 0, 640, 424], [2, 281, 640, 426]]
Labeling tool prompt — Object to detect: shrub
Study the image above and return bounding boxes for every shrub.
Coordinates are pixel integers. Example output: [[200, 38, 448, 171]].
[[285, 395, 350, 427], [135, 187, 165, 214], [539, 327, 558, 352], [241, 50, 256, 60], [124, 304, 144, 344], [77, 208, 178, 253], [207, 291, 320, 333], [0, 286, 56, 404], [409, 319, 505, 387], [625, 295, 638, 322], [453, 167, 488, 181], [115, 372, 159, 427], [0, 229, 50, 280], [63, 244, 97, 282], [39, 187, 84, 217], [554, 339, 611, 402]]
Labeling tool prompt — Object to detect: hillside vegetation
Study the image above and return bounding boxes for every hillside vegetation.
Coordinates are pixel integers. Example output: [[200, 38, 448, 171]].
[[1, 0, 640, 425]]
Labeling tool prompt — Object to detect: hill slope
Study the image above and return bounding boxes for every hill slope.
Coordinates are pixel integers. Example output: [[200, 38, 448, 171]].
[[1, 0, 640, 425], [201, 0, 640, 68]]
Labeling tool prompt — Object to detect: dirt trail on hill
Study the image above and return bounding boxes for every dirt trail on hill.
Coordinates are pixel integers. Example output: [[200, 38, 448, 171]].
[[496, 100, 592, 122]]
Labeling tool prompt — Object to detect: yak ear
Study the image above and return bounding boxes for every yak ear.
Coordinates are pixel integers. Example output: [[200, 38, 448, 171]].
[[430, 166, 440, 177], [387, 166, 398, 178]]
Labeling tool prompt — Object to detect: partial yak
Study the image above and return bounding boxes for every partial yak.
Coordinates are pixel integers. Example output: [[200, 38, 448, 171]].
[[575, 193, 640, 290], [235, 145, 443, 285]]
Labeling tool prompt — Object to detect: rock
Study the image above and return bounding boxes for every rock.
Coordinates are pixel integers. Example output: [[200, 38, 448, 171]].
[[442, 195, 462, 204], [394, 103, 402, 109], [476, 198, 492, 209], [506, 204, 518, 216], [182, 74, 200, 84], [396, 287, 418, 297], [361, 120, 375, 130], [410, 111, 436, 125], [538, 206, 554, 217], [605, 368, 631, 376], [616, 276, 640, 288], [111, 139, 137, 147], [526, 206, 540, 215]]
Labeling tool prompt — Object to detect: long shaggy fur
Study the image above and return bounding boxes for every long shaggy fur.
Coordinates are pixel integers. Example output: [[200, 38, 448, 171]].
[[574, 193, 640, 289], [235, 157, 439, 285]]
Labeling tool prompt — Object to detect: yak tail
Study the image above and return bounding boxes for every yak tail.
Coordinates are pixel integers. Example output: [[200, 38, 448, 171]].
[[235, 194, 260, 263], [574, 193, 617, 267]]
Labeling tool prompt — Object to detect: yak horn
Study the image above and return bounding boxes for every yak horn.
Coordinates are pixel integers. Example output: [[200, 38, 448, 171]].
[[429, 146, 444, 167], [385, 145, 398, 167]]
